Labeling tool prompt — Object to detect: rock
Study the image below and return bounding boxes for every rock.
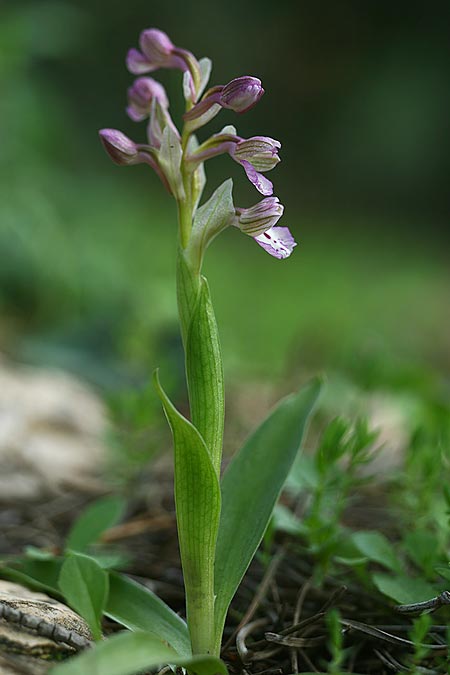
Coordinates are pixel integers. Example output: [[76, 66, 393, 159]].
[[0, 580, 92, 674], [0, 359, 108, 500]]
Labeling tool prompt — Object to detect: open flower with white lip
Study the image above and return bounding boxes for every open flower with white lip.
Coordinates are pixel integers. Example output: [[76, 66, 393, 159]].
[[234, 197, 296, 259]]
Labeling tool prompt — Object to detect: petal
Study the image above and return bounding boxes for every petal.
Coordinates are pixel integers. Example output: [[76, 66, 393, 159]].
[[99, 128, 139, 165], [126, 105, 147, 122], [139, 28, 174, 62], [240, 160, 273, 196], [126, 48, 154, 74], [254, 226, 297, 259]]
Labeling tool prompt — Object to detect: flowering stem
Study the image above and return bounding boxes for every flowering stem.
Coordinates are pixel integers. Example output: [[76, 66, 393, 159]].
[[174, 125, 224, 656]]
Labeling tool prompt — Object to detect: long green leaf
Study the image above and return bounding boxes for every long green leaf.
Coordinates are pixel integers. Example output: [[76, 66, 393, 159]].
[[50, 631, 228, 675], [58, 553, 108, 640], [0, 563, 62, 596], [106, 572, 191, 657], [66, 495, 126, 553], [186, 275, 224, 474], [214, 377, 322, 649], [154, 371, 221, 655]]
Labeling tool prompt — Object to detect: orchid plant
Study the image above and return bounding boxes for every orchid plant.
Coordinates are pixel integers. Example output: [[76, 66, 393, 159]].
[[52, 28, 322, 675]]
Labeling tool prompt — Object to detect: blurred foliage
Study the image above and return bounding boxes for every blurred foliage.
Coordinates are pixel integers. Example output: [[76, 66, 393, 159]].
[[0, 1, 449, 414]]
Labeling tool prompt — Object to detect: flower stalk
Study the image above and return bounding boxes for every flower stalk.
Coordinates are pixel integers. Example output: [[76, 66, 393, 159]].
[[99, 27, 297, 658]]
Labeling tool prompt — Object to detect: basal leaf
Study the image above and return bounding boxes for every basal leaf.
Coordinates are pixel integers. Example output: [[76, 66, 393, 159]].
[[154, 371, 221, 654], [58, 552, 109, 640], [0, 563, 62, 596], [66, 495, 126, 553], [50, 630, 228, 675], [372, 573, 437, 604], [106, 572, 191, 657], [435, 564, 450, 582], [214, 378, 322, 648]]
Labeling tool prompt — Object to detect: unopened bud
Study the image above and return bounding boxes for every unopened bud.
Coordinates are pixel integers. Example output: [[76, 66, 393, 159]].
[[220, 76, 264, 113], [126, 77, 168, 122]]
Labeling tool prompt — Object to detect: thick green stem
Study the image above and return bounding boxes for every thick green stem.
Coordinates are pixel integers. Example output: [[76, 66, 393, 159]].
[[175, 251, 224, 656], [176, 248, 225, 478], [173, 118, 225, 654]]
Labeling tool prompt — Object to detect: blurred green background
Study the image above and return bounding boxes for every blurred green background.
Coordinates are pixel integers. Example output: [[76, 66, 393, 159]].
[[1, 0, 449, 406]]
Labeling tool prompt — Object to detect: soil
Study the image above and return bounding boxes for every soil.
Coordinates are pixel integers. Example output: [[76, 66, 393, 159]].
[[0, 476, 448, 675]]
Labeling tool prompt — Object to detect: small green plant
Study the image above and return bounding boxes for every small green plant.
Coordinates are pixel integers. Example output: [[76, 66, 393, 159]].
[[274, 416, 377, 580], [12, 26, 322, 675]]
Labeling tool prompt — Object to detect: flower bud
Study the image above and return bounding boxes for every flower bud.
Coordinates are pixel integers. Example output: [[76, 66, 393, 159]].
[[98, 129, 141, 165], [236, 197, 284, 236], [220, 76, 264, 113], [139, 28, 174, 64], [126, 77, 169, 122], [184, 76, 264, 128], [98, 129, 172, 193], [126, 28, 201, 98]]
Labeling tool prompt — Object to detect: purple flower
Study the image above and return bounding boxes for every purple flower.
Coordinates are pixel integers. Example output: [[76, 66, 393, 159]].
[[233, 197, 296, 258], [184, 76, 264, 126], [220, 77, 265, 113], [235, 197, 284, 236], [254, 226, 297, 259], [188, 131, 281, 196], [98, 128, 171, 192], [126, 77, 168, 122], [126, 28, 201, 99], [98, 129, 142, 165], [126, 29, 182, 73], [232, 136, 280, 195]]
